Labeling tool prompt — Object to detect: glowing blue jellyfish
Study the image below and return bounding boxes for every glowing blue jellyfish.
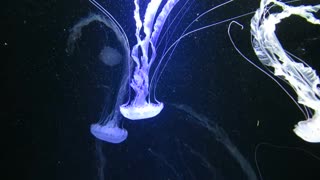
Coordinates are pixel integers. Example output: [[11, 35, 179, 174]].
[[119, 0, 181, 120], [67, 1, 131, 143], [90, 123, 128, 144], [231, 0, 320, 143]]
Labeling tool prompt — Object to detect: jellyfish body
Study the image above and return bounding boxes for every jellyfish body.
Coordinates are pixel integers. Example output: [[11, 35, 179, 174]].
[[90, 120, 128, 144], [68, 0, 132, 143], [120, 0, 180, 120], [120, 102, 164, 120], [250, 0, 320, 142]]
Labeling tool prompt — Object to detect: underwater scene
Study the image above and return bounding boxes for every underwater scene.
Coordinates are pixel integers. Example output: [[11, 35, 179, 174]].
[[7, 0, 320, 179]]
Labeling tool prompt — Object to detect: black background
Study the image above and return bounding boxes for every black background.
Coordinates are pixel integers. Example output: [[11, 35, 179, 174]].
[[4, 0, 320, 179]]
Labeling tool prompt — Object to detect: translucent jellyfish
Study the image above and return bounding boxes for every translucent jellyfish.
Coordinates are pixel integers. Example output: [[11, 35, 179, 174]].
[[67, 0, 131, 143], [233, 0, 320, 142]]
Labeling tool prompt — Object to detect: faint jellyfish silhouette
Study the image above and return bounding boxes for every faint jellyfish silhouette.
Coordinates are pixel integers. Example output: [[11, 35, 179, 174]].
[[99, 46, 122, 66], [66, 9, 131, 143]]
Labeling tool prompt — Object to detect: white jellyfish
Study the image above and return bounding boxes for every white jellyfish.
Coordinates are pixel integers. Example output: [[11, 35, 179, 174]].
[[230, 0, 320, 143]]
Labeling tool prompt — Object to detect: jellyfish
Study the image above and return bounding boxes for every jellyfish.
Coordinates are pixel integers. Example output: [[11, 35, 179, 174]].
[[118, 0, 181, 120], [231, 0, 320, 143], [66, 0, 131, 143]]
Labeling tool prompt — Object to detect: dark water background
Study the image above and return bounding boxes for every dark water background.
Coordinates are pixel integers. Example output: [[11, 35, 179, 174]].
[[5, 0, 320, 179]]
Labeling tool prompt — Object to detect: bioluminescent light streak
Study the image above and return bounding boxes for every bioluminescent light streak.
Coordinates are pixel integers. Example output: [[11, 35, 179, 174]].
[[172, 104, 258, 180]]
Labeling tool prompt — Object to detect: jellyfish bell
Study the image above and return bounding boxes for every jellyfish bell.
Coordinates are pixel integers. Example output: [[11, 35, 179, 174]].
[[90, 121, 128, 144], [120, 101, 164, 120], [294, 113, 320, 143]]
